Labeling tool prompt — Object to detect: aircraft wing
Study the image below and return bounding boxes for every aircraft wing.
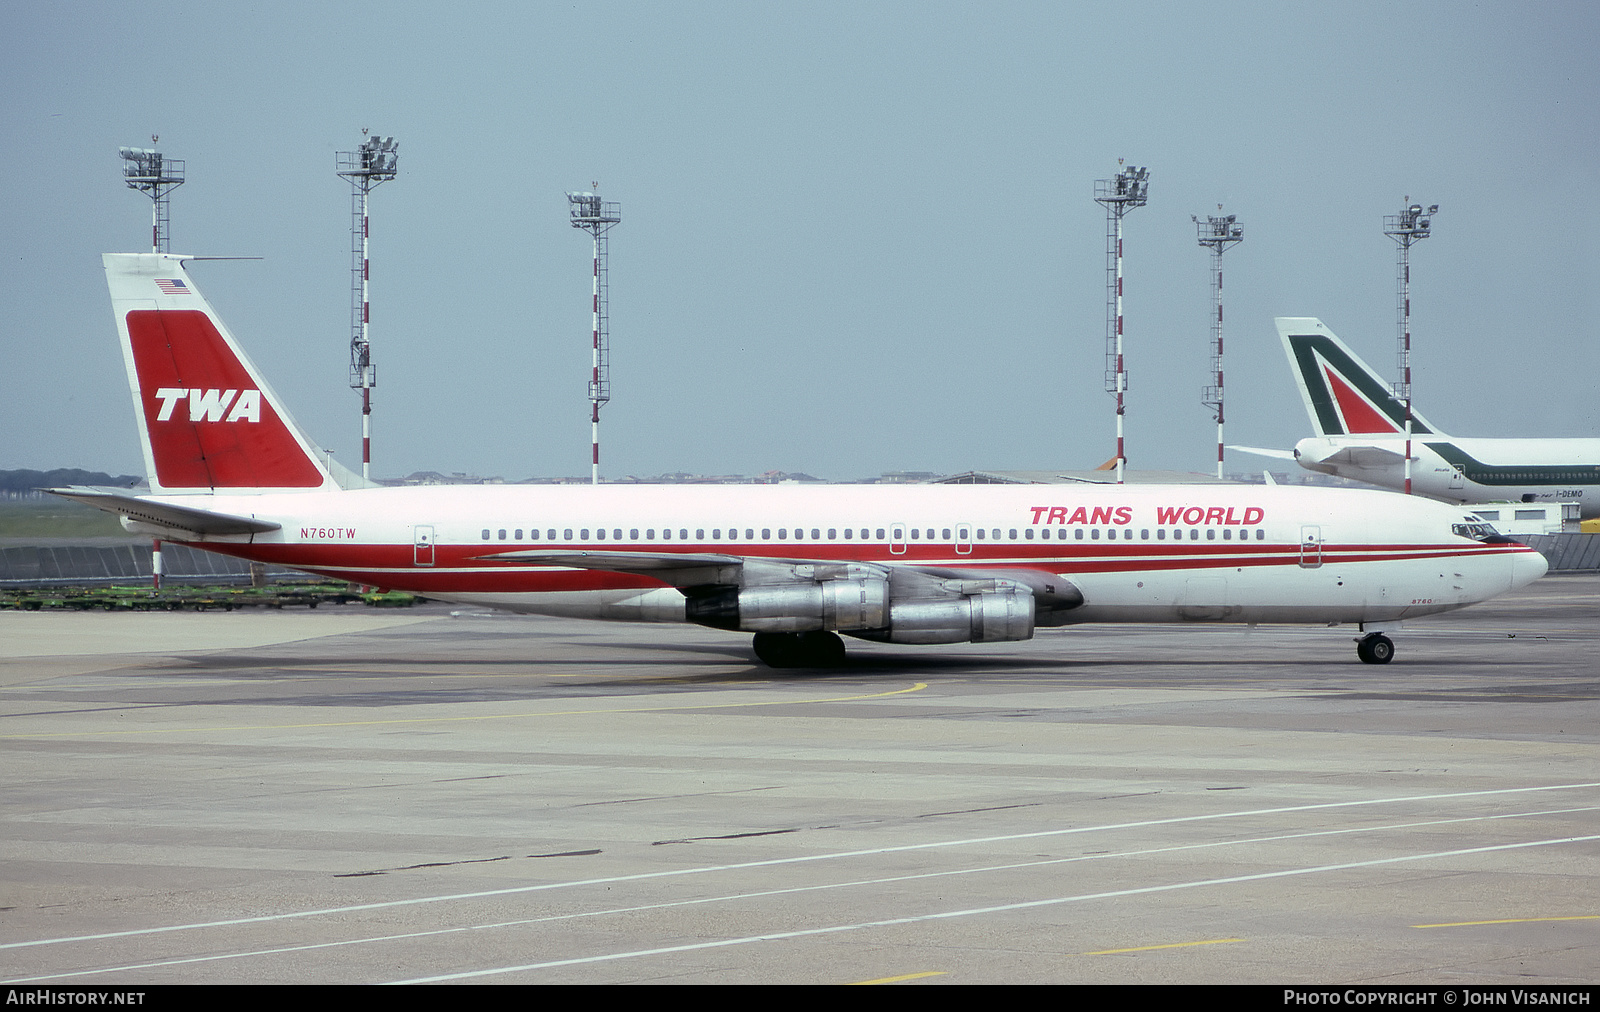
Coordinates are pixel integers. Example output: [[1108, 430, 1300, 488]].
[[488, 549, 744, 571], [487, 549, 1083, 612], [46, 486, 282, 536], [486, 548, 747, 587]]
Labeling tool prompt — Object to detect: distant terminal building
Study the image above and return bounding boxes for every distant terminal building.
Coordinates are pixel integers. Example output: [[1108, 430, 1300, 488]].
[[935, 469, 1226, 485]]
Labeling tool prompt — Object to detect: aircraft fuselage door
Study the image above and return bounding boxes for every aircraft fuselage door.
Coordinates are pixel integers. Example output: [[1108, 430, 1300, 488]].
[[414, 525, 436, 566], [1299, 525, 1322, 569], [956, 523, 973, 555], [890, 523, 907, 555]]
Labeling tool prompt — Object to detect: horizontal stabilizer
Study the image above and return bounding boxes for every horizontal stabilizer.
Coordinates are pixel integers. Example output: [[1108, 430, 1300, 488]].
[[1320, 445, 1409, 468], [46, 486, 281, 536], [1228, 445, 1297, 461]]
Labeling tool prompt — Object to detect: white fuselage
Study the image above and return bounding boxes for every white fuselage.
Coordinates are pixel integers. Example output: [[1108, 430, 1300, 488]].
[[150, 481, 1546, 631], [1294, 436, 1600, 519]]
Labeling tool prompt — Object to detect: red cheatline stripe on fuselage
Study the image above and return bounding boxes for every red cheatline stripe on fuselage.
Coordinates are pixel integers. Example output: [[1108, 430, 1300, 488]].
[[175, 540, 1530, 594]]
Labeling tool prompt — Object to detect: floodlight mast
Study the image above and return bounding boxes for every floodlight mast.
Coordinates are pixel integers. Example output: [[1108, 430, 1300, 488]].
[[119, 137, 184, 253], [1194, 211, 1244, 479], [1383, 198, 1438, 495], [1094, 163, 1149, 484], [336, 133, 399, 480], [567, 190, 621, 485], [120, 136, 185, 591]]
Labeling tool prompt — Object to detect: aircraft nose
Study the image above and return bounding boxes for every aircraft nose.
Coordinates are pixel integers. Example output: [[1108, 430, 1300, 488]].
[[1511, 547, 1549, 589]]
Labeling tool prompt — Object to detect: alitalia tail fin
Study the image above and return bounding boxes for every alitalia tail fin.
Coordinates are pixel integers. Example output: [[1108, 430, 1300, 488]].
[[1276, 318, 1448, 438], [104, 253, 365, 494]]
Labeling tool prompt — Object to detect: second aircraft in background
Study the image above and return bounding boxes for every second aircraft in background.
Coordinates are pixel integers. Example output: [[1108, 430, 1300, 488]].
[[1235, 318, 1600, 523]]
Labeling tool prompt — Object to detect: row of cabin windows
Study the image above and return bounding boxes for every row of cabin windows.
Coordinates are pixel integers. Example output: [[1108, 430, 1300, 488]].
[[480, 527, 1270, 543]]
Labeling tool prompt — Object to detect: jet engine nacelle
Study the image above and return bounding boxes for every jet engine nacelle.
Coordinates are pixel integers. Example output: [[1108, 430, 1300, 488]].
[[854, 588, 1036, 645], [686, 578, 890, 633]]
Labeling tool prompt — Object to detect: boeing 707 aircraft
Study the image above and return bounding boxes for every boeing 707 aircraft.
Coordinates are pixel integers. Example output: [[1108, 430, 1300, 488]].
[[50, 256, 1547, 667]]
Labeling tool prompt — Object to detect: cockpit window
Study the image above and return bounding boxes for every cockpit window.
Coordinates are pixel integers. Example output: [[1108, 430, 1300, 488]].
[[1452, 521, 1499, 541]]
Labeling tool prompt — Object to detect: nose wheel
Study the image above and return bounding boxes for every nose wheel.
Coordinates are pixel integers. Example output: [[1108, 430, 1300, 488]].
[[1357, 632, 1394, 665]]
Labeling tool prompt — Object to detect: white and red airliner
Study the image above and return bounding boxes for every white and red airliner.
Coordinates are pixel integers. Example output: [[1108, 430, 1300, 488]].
[[52, 254, 1549, 667]]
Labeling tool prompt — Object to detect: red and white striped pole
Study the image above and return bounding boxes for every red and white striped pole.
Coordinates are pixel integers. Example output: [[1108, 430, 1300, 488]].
[[1384, 200, 1435, 497], [1215, 271, 1225, 480], [591, 237, 601, 484], [1096, 165, 1147, 486], [337, 134, 397, 483], [1113, 225, 1126, 484], [1401, 256, 1412, 495], [1196, 212, 1242, 481], [361, 196, 372, 479]]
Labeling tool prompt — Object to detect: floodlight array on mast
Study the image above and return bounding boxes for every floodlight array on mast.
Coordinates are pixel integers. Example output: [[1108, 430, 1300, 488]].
[[1383, 198, 1438, 495], [336, 132, 399, 480], [120, 136, 186, 591], [567, 189, 621, 485], [119, 137, 184, 253], [1094, 163, 1149, 484], [1194, 210, 1244, 479]]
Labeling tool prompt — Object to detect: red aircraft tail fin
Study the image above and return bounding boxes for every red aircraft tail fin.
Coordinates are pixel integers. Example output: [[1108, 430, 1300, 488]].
[[105, 253, 339, 493]]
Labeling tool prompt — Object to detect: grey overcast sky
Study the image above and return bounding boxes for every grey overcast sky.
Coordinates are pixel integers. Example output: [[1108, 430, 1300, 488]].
[[3, 1, 1596, 482]]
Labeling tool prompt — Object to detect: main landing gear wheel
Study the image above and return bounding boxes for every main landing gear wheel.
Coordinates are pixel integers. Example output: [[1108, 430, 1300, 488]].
[[1357, 633, 1394, 665], [752, 631, 847, 669]]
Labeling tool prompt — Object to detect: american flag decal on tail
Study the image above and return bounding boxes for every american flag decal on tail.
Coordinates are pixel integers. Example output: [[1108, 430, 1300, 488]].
[[155, 278, 189, 295]]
